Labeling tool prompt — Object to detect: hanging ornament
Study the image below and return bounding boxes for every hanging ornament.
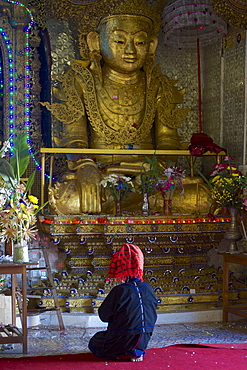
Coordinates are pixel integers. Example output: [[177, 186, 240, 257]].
[[162, 0, 227, 154]]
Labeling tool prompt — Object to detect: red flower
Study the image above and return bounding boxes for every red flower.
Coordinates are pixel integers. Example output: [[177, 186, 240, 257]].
[[208, 213, 216, 221]]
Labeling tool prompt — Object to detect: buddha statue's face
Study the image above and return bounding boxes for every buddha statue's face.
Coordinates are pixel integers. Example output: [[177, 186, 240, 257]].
[[98, 15, 157, 74]]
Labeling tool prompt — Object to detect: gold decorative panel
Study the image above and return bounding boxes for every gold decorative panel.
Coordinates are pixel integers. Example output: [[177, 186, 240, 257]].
[[212, 0, 247, 29], [223, 39, 245, 164]]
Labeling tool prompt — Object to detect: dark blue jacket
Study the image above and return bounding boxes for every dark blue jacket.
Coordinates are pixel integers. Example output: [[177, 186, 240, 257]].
[[98, 278, 157, 335]]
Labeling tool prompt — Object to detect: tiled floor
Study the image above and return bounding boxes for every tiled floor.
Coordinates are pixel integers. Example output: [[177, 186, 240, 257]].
[[1, 319, 247, 357]]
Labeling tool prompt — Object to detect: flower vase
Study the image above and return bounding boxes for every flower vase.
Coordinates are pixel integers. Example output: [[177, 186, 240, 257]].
[[142, 193, 149, 216], [5, 239, 13, 256], [164, 199, 172, 215], [13, 240, 29, 263], [223, 207, 242, 253], [115, 200, 122, 217]]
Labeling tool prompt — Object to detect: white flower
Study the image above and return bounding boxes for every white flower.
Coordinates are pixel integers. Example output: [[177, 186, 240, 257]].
[[0, 140, 11, 158], [99, 173, 135, 201], [121, 175, 134, 187], [100, 174, 118, 187], [163, 167, 174, 177], [0, 195, 7, 207]]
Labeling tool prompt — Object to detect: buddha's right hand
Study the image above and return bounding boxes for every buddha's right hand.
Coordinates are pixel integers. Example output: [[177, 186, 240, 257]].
[[73, 159, 102, 214]]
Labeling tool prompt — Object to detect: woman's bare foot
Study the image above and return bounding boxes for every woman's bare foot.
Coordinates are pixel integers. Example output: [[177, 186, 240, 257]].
[[131, 354, 144, 362], [116, 354, 144, 362]]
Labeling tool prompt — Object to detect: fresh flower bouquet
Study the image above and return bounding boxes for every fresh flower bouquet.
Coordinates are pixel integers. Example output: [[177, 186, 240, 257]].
[[156, 164, 185, 200], [209, 156, 247, 210], [135, 155, 161, 194], [100, 173, 135, 202], [0, 190, 39, 243], [0, 133, 46, 260]]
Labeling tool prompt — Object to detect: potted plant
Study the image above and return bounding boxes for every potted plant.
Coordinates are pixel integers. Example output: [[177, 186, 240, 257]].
[[135, 155, 162, 215], [156, 162, 185, 215]]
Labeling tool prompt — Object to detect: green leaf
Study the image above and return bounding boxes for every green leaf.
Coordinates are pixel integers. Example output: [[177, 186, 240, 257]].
[[167, 159, 176, 167], [25, 170, 36, 194], [34, 201, 48, 215], [0, 158, 15, 181], [10, 133, 30, 179], [144, 155, 155, 166], [193, 165, 212, 188]]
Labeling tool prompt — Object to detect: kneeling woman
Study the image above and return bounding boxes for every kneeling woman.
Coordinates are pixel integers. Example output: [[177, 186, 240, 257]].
[[88, 243, 158, 362]]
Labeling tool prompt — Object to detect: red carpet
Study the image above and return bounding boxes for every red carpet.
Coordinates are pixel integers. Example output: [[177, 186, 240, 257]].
[[1, 344, 247, 369]]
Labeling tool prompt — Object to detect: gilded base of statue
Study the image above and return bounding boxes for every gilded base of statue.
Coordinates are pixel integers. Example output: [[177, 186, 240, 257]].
[[223, 207, 242, 253], [48, 175, 212, 217]]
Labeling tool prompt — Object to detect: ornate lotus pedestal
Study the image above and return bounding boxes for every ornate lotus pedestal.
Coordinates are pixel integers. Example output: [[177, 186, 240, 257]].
[[31, 214, 247, 314]]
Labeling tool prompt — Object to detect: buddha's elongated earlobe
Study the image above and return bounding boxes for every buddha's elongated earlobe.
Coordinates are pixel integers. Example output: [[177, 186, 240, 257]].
[[149, 36, 158, 56], [87, 31, 102, 82], [87, 31, 100, 52], [144, 36, 158, 86]]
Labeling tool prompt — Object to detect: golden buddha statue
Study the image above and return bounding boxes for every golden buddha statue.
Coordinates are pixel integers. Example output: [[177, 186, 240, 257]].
[[43, 0, 210, 215]]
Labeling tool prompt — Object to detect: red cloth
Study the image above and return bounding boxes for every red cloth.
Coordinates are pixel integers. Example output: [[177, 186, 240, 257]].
[[108, 243, 144, 281], [188, 132, 226, 155], [1, 345, 247, 370]]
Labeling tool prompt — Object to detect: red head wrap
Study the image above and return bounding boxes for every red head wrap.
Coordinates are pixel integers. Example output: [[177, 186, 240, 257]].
[[108, 243, 144, 282]]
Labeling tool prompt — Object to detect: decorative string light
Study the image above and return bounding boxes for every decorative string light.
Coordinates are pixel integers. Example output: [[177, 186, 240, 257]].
[[1, 1, 46, 175], [2, 1, 34, 154], [39, 216, 230, 225], [0, 26, 15, 147], [0, 52, 3, 121]]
